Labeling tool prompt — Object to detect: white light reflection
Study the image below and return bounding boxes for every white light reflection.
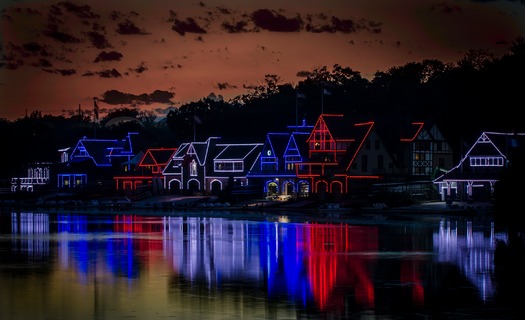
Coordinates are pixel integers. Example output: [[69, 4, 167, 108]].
[[162, 216, 263, 286], [433, 219, 508, 301], [10, 212, 50, 259]]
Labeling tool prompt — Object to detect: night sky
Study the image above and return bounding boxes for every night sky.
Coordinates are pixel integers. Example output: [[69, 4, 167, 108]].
[[1, 0, 524, 120]]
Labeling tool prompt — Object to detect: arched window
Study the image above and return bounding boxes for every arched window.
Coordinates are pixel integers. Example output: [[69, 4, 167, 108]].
[[190, 159, 197, 176]]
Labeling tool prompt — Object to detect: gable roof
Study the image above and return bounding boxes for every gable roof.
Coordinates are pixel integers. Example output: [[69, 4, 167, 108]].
[[307, 114, 355, 143], [168, 137, 220, 166], [172, 143, 190, 158], [285, 131, 310, 159], [343, 121, 375, 171], [265, 133, 290, 158], [139, 148, 177, 167], [122, 150, 145, 166], [69, 136, 133, 167], [434, 132, 525, 183], [190, 137, 220, 165]]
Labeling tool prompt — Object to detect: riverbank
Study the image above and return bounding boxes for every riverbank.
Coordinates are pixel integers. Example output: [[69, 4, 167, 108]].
[[0, 192, 493, 218]]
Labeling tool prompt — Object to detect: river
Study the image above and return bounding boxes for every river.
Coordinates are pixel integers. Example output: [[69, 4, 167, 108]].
[[0, 208, 523, 319]]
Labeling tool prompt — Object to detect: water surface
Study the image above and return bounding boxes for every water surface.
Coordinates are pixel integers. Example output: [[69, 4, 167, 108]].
[[0, 210, 522, 319]]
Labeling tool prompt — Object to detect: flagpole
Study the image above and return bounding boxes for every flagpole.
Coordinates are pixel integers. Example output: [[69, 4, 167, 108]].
[[93, 97, 99, 138], [321, 84, 324, 114], [295, 90, 298, 129]]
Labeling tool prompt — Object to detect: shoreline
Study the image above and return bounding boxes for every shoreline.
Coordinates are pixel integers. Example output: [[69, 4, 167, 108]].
[[1, 193, 494, 221]]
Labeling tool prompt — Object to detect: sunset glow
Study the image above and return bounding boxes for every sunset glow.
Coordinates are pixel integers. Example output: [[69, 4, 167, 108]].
[[1, 0, 524, 120]]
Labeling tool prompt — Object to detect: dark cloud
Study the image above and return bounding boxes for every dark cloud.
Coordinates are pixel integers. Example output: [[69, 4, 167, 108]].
[[222, 20, 249, 33], [305, 13, 381, 34], [98, 69, 122, 78], [110, 10, 124, 21], [296, 70, 313, 78], [32, 58, 53, 68], [215, 82, 237, 90], [242, 83, 258, 90], [43, 68, 76, 76], [100, 89, 175, 105], [251, 9, 303, 32], [171, 18, 207, 35], [368, 21, 382, 33], [94, 51, 123, 62], [216, 7, 231, 15], [86, 31, 111, 49], [1, 7, 41, 23], [330, 17, 358, 33], [52, 1, 99, 19], [43, 27, 82, 43], [0, 42, 55, 69], [1, 12, 13, 23], [4, 42, 51, 59], [116, 19, 149, 35], [150, 90, 175, 103], [0, 59, 24, 70], [167, 10, 177, 22], [131, 62, 148, 73], [101, 90, 135, 104], [22, 42, 51, 56], [18, 7, 42, 15], [431, 2, 462, 14]]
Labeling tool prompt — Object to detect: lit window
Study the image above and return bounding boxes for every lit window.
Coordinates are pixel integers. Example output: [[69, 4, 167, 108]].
[[190, 159, 197, 176]]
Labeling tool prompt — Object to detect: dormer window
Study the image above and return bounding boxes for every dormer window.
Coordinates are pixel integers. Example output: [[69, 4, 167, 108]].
[[79, 146, 88, 156]]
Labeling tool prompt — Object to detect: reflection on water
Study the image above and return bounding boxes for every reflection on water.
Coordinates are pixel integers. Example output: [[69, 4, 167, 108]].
[[0, 211, 519, 319], [434, 220, 507, 301]]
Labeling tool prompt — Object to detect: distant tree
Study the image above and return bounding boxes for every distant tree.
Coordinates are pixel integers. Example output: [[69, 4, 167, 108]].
[[457, 49, 495, 71], [138, 110, 158, 127]]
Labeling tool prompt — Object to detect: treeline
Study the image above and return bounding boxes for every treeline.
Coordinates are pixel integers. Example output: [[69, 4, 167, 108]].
[[1, 37, 524, 180], [166, 36, 525, 147]]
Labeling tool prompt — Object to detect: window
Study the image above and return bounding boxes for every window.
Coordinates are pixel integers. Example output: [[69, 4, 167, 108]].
[[361, 155, 368, 172], [79, 146, 88, 156], [377, 155, 384, 169], [215, 161, 243, 172], [365, 139, 370, 150], [415, 141, 431, 151], [172, 159, 183, 167], [190, 159, 197, 176], [439, 158, 445, 168], [470, 156, 504, 167], [375, 139, 380, 150]]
